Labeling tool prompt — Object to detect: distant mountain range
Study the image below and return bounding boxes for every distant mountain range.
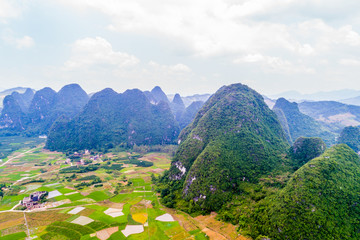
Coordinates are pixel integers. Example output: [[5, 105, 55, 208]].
[[0, 87, 34, 110], [0, 85, 205, 149], [269, 89, 360, 102], [167, 93, 211, 107], [273, 98, 336, 145], [46, 88, 180, 151], [0, 84, 89, 135], [298, 101, 360, 132]]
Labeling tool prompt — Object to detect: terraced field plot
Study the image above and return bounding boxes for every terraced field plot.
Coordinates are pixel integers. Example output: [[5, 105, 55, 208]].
[[0, 140, 244, 239]]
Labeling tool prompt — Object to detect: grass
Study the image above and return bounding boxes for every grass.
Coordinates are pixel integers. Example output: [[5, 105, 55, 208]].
[[87, 221, 109, 231], [36, 187, 55, 192], [0, 231, 27, 240], [89, 211, 117, 225], [195, 232, 209, 240], [87, 191, 109, 202], [46, 226, 81, 240], [40, 232, 69, 240], [108, 231, 126, 240], [65, 215, 80, 222], [110, 192, 144, 203], [66, 193, 85, 202], [55, 201, 88, 208], [51, 221, 94, 235], [55, 188, 72, 195], [86, 205, 108, 212]]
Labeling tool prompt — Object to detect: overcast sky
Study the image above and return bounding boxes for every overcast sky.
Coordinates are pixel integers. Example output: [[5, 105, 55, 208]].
[[1, 0, 360, 96]]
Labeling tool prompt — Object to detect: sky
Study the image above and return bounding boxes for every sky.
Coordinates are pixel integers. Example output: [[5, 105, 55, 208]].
[[1, 0, 360, 96]]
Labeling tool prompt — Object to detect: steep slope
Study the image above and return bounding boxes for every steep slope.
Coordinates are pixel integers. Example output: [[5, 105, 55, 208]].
[[0, 89, 34, 132], [11, 88, 34, 113], [288, 137, 326, 169], [174, 93, 211, 107], [27, 84, 88, 134], [337, 126, 360, 153], [163, 83, 289, 211], [299, 101, 360, 132], [27, 87, 57, 133], [170, 93, 185, 121], [150, 86, 170, 104], [251, 144, 360, 239], [53, 83, 89, 117], [178, 101, 204, 130], [273, 98, 336, 145], [46, 88, 179, 151], [0, 87, 33, 109], [0, 95, 28, 131]]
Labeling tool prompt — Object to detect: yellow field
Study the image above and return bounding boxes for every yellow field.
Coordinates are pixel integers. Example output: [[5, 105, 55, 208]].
[[132, 212, 148, 224]]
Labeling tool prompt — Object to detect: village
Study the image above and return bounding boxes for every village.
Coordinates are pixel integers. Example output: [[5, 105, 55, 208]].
[[21, 191, 47, 210]]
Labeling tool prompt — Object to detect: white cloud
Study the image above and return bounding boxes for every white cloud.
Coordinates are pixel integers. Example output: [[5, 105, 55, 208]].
[[15, 35, 34, 49], [1, 30, 34, 49], [298, 19, 360, 51], [234, 54, 315, 74], [0, 0, 26, 22], [65, 37, 139, 69], [55, 0, 319, 58], [149, 61, 191, 73]]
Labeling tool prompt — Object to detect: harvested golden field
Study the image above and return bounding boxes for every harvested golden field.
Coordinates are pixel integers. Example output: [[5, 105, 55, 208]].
[[26, 210, 69, 228], [0, 212, 24, 230]]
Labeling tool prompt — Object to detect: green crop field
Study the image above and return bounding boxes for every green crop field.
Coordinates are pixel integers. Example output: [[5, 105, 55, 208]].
[[0, 138, 233, 239]]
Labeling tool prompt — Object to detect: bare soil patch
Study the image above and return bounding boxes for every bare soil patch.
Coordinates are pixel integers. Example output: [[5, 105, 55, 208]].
[[96, 226, 118, 240]]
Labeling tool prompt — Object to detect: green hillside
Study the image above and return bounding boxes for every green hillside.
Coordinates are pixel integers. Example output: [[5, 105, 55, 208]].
[[46, 88, 179, 152], [289, 137, 326, 169], [0, 84, 89, 136], [159, 83, 289, 212], [338, 126, 360, 152], [250, 144, 360, 239]]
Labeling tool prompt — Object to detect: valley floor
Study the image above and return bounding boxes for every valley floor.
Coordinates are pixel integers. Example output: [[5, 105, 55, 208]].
[[0, 138, 246, 240]]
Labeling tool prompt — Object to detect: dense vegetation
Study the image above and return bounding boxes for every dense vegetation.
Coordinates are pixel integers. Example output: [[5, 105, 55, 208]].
[[273, 98, 336, 145], [158, 83, 289, 213], [0, 84, 89, 136], [46, 88, 179, 151], [250, 144, 360, 239], [338, 126, 360, 152], [289, 137, 326, 169]]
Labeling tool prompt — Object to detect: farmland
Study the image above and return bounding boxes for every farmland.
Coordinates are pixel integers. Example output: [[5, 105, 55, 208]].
[[0, 137, 245, 239]]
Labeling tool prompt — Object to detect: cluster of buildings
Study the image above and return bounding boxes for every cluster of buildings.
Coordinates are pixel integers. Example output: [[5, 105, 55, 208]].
[[64, 150, 103, 166], [22, 191, 47, 210]]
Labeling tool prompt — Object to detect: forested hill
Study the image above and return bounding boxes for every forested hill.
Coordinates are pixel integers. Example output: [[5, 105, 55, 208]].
[[162, 83, 289, 211], [46, 88, 180, 152], [273, 98, 336, 145], [0, 84, 89, 135], [250, 144, 360, 239], [337, 126, 360, 152]]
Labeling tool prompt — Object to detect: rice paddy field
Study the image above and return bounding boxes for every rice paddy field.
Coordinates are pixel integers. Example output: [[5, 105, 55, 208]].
[[0, 137, 245, 240]]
